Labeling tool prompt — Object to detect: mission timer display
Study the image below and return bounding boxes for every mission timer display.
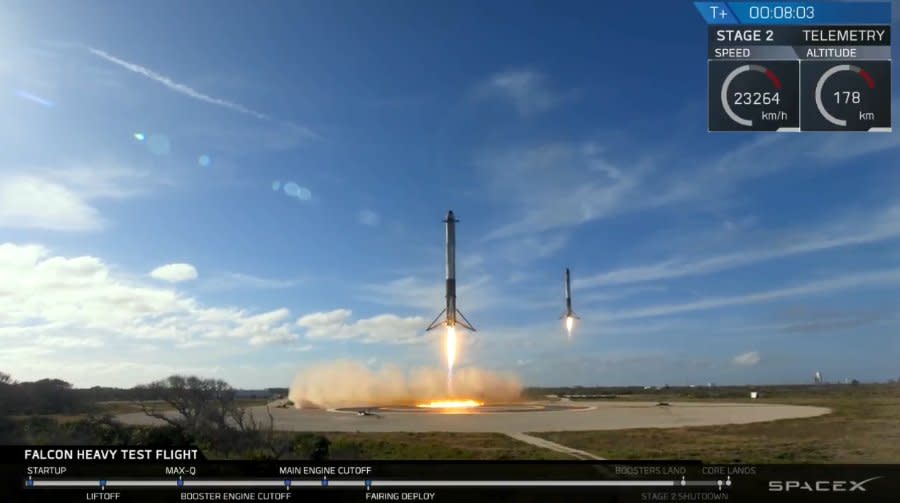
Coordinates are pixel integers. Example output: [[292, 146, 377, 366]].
[[695, 1, 892, 132]]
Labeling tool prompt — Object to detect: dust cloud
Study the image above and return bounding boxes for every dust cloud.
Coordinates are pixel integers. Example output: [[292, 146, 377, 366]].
[[287, 360, 522, 408]]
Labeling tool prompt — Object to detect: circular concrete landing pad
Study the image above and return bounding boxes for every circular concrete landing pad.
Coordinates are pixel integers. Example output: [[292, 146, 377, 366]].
[[116, 400, 831, 433]]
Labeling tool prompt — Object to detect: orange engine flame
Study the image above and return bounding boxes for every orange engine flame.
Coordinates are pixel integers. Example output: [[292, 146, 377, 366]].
[[416, 399, 483, 409], [565, 315, 574, 336]]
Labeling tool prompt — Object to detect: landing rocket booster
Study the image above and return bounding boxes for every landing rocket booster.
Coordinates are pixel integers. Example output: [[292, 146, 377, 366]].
[[427, 210, 476, 332], [562, 267, 579, 320]]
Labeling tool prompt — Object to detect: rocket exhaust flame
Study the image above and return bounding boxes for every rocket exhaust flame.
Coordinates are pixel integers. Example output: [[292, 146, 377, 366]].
[[565, 315, 574, 336], [446, 325, 457, 377], [417, 399, 483, 409]]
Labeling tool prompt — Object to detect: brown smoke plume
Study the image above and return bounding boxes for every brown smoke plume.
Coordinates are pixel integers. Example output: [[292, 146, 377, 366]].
[[287, 360, 522, 408]]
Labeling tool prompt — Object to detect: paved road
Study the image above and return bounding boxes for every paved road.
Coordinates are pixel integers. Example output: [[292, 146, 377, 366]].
[[506, 432, 604, 460]]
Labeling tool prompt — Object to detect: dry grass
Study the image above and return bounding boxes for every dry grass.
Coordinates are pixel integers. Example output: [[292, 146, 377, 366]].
[[532, 384, 900, 463]]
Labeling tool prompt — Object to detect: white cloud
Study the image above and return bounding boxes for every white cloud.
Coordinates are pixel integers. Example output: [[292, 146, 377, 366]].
[[42, 164, 152, 199], [733, 351, 761, 367], [203, 272, 299, 291], [35, 335, 104, 349], [478, 141, 652, 239], [579, 205, 900, 288], [0, 243, 300, 350], [494, 233, 569, 263], [579, 285, 667, 305], [87, 47, 318, 139], [150, 263, 198, 283], [296, 309, 427, 344], [0, 164, 153, 232], [297, 309, 353, 328], [598, 268, 900, 321], [479, 125, 900, 240], [249, 332, 298, 346], [0, 175, 102, 231], [359, 209, 380, 226], [480, 69, 571, 117]]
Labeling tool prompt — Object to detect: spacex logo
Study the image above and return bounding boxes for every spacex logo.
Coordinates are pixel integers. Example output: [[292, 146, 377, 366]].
[[768, 476, 884, 492]]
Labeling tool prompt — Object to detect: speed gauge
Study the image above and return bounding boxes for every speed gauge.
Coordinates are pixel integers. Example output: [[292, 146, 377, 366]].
[[709, 60, 799, 131]]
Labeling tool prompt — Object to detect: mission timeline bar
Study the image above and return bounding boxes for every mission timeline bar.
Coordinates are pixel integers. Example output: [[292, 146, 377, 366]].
[[25, 478, 727, 489]]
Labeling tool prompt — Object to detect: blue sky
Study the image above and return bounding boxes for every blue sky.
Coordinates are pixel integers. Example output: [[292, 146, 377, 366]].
[[1, 1, 898, 388]]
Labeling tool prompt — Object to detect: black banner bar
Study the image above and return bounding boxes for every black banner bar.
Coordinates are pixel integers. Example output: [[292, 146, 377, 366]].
[[3, 447, 900, 503]]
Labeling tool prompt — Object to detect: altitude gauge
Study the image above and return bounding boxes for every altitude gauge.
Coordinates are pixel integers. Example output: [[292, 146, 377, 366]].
[[709, 60, 799, 131], [801, 61, 891, 131]]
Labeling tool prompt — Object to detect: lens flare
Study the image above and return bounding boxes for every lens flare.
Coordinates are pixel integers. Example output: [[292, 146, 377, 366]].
[[446, 325, 456, 375], [146, 134, 171, 155], [416, 399, 483, 409], [565, 315, 574, 337]]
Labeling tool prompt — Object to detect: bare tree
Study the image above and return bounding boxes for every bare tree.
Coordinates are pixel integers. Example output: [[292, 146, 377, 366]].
[[136, 376, 235, 428], [233, 404, 292, 460], [135, 375, 288, 459]]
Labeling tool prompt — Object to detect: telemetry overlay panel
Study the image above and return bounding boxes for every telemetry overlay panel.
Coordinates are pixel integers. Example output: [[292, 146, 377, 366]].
[[695, 2, 892, 132]]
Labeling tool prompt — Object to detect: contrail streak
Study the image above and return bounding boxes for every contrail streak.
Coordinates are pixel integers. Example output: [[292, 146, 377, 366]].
[[15, 90, 54, 107], [87, 47, 317, 138]]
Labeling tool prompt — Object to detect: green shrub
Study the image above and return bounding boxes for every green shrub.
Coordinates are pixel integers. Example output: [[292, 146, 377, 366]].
[[292, 433, 330, 460]]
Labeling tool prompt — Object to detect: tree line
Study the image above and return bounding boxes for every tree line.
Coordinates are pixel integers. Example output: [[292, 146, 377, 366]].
[[0, 371, 326, 460]]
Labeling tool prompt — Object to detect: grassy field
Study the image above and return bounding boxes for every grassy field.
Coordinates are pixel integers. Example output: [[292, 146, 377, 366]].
[[531, 383, 900, 463], [323, 431, 571, 460]]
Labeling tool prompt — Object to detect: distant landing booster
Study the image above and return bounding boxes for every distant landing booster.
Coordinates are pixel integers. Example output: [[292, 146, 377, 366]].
[[562, 267, 578, 320], [427, 211, 476, 332]]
